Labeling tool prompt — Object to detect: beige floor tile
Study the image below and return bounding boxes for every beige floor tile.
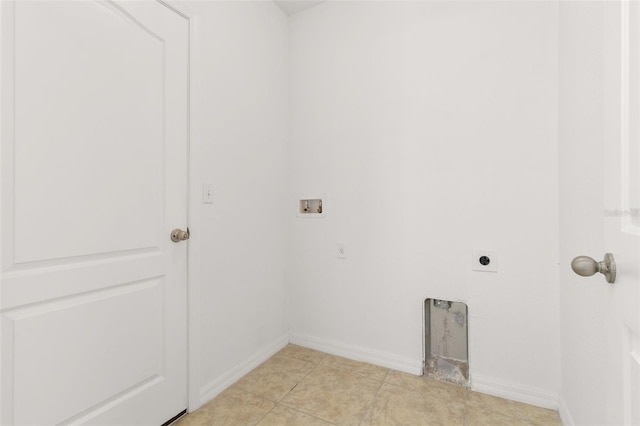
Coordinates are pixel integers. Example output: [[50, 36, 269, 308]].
[[177, 349, 561, 426], [385, 370, 469, 401], [463, 405, 535, 426], [174, 406, 216, 426], [361, 383, 465, 426], [466, 392, 561, 425], [177, 387, 275, 426], [280, 364, 382, 425], [257, 405, 335, 426], [276, 344, 328, 364], [233, 355, 316, 402], [320, 354, 389, 381]]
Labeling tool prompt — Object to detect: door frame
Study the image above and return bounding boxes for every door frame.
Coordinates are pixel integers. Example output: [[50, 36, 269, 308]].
[[157, 0, 203, 413]]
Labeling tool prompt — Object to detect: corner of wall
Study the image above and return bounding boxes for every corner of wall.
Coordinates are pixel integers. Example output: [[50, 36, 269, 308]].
[[289, 333, 423, 375], [198, 334, 289, 406], [558, 395, 576, 426]]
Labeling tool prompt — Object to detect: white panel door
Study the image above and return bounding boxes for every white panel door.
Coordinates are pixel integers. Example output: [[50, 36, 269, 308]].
[[0, 1, 189, 424], [604, 2, 640, 424]]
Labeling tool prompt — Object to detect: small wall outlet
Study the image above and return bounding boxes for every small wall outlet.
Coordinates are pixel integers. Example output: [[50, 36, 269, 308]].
[[472, 250, 498, 272], [337, 242, 347, 259]]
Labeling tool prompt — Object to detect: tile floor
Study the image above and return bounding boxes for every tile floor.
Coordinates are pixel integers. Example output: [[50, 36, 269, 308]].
[[176, 345, 561, 426]]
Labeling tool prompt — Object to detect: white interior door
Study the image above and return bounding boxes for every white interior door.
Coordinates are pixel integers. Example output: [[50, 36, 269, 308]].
[[604, 2, 640, 424], [0, 1, 189, 424]]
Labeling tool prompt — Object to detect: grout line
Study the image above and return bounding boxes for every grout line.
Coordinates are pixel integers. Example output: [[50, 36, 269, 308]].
[[227, 381, 284, 407], [357, 369, 389, 425], [252, 401, 278, 426], [276, 362, 321, 403], [277, 363, 377, 425], [274, 404, 338, 425]]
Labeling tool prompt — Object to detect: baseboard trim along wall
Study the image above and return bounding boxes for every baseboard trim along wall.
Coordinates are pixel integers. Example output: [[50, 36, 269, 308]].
[[291, 333, 559, 410], [199, 333, 560, 412], [289, 333, 423, 375], [198, 334, 289, 406], [557, 397, 575, 426], [470, 373, 559, 410]]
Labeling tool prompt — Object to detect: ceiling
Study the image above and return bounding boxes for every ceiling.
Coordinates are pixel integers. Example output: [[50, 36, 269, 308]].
[[273, 0, 326, 15]]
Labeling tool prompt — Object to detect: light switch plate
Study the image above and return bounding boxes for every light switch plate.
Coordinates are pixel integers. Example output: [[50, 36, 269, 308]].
[[203, 183, 214, 204], [472, 250, 498, 272]]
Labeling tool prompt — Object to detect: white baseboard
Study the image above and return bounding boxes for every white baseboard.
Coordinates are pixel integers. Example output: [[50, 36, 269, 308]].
[[471, 373, 559, 410], [198, 334, 289, 406], [198, 333, 560, 416], [558, 396, 574, 426], [289, 333, 423, 375]]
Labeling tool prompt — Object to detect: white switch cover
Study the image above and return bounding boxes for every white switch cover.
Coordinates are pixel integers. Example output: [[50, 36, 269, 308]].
[[472, 250, 498, 272], [203, 183, 214, 204], [337, 242, 347, 259]]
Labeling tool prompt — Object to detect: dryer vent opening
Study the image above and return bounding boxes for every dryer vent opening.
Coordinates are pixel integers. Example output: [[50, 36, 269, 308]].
[[424, 299, 469, 386]]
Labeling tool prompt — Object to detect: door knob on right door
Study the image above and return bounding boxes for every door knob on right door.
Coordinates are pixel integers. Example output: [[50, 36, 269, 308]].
[[170, 228, 190, 243], [571, 253, 616, 284]]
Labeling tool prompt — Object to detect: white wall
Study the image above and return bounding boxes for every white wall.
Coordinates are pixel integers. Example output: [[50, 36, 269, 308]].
[[288, 1, 560, 407], [558, 3, 607, 425], [185, 1, 290, 405]]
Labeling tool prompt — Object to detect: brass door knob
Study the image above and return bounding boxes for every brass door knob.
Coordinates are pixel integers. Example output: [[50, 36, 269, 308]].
[[571, 253, 616, 284], [170, 228, 190, 243]]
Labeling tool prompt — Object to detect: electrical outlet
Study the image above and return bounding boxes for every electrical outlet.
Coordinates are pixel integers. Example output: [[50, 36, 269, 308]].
[[337, 242, 347, 259], [472, 250, 498, 272]]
